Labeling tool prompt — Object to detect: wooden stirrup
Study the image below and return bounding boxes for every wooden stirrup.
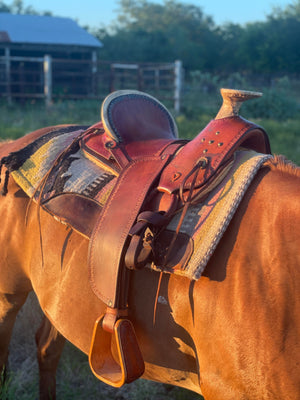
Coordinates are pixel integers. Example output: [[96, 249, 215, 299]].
[[89, 314, 145, 387]]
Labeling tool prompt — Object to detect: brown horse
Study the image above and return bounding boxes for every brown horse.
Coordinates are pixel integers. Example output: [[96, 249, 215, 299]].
[[0, 131, 299, 400]]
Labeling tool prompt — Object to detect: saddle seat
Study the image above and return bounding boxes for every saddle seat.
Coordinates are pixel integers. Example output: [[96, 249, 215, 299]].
[[101, 90, 178, 143], [82, 90, 179, 171]]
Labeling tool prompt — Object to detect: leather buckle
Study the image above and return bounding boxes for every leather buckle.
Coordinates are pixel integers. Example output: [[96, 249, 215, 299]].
[[89, 314, 145, 387]]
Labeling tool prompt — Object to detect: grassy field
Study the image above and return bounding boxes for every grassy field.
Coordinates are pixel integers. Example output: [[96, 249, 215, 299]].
[[0, 90, 299, 399]]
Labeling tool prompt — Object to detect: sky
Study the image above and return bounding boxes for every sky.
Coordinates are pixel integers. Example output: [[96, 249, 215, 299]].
[[19, 0, 293, 28]]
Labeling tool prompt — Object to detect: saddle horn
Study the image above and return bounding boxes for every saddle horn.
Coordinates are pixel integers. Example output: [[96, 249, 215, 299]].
[[215, 88, 262, 120]]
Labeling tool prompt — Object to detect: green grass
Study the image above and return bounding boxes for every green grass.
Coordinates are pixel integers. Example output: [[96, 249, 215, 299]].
[[0, 99, 100, 140], [258, 118, 300, 164]]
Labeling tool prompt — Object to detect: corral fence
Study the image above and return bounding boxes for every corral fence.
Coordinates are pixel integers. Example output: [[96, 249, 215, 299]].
[[0, 54, 183, 112]]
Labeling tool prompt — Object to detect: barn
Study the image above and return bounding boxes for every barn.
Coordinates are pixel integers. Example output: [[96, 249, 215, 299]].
[[0, 13, 102, 100]]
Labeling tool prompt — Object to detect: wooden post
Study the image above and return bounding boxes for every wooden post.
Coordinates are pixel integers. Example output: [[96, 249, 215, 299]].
[[138, 65, 143, 91], [92, 50, 98, 96], [110, 64, 115, 93], [174, 60, 182, 114], [43, 55, 52, 106], [155, 68, 160, 92], [5, 47, 11, 104]]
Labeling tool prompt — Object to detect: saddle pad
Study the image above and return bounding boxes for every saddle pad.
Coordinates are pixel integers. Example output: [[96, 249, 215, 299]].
[[9, 126, 118, 207], [9, 126, 87, 197], [151, 150, 272, 280]]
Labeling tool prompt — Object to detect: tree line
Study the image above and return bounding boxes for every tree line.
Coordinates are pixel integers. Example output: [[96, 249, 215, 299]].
[[1, 0, 300, 76]]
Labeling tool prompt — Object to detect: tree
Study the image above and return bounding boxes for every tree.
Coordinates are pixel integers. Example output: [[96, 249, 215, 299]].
[[95, 0, 221, 70], [217, 1, 300, 75], [270, 0, 300, 20], [0, 0, 52, 15], [236, 1, 300, 74]]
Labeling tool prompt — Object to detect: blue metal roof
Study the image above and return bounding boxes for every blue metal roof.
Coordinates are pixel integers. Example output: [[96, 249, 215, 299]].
[[0, 13, 102, 47]]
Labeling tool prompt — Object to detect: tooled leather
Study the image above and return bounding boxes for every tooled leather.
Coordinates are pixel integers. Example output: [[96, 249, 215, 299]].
[[158, 116, 270, 194]]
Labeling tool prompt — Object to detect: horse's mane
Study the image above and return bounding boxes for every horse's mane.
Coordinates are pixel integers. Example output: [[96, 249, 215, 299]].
[[264, 155, 300, 178]]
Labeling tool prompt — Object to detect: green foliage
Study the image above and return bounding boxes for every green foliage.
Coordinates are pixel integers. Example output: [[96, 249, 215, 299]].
[[243, 89, 299, 120], [259, 118, 300, 163], [96, 0, 220, 70], [271, 0, 300, 20], [0, 0, 52, 15], [181, 71, 299, 125], [94, 0, 300, 76]]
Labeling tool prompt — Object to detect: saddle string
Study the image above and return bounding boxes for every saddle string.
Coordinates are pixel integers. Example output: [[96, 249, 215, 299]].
[[179, 157, 208, 204], [153, 271, 163, 326], [152, 203, 191, 325], [163, 157, 207, 265], [153, 158, 207, 324]]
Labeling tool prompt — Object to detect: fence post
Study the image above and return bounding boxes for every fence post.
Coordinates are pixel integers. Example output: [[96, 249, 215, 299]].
[[5, 47, 11, 104], [174, 60, 182, 114], [155, 68, 160, 92], [91, 50, 98, 96], [44, 55, 52, 106]]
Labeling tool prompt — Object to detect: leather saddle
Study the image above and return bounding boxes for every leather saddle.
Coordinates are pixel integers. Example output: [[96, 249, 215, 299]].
[[0, 88, 271, 388], [85, 89, 271, 387]]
